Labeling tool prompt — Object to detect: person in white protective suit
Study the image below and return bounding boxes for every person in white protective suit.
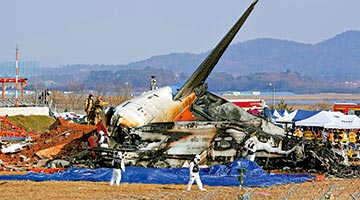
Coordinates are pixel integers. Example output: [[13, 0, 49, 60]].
[[186, 154, 206, 191], [110, 151, 126, 186], [98, 130, 109, 156], [245, 138, 257, 162], [98, 131, 108, 148]]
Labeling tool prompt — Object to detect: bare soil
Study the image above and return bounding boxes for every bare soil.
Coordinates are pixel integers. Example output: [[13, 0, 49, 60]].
[[0, 178, 359, 200]]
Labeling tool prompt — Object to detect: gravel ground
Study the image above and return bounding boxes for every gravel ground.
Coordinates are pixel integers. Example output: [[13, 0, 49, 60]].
[[0, 178, 359, 200]]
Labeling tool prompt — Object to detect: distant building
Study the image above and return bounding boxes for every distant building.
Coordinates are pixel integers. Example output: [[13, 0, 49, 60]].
[[222, 90, 261, 96], [0, 61, 41, 78]]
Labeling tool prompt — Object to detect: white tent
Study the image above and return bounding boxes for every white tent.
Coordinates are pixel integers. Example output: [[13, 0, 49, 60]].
[[295, 111, 343, 127], [283, 110, 290, 117], [276, 110, 297, 123], [324, 114, 360, 129]]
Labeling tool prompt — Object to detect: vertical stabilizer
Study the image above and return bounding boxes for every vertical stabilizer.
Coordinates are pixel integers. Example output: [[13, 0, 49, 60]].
[[174, 0, 258, 101]]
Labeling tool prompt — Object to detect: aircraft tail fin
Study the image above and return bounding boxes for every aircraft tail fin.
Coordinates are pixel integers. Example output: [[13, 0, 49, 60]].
[[174, 0, 258, 100]]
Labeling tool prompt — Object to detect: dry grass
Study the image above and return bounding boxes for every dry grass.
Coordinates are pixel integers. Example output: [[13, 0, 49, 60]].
[[49, 93, 131, 113], [46, 92, 360, 113]]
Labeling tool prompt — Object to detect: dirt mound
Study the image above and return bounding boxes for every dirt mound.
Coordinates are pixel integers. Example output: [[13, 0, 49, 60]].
[[0, 117, 96, 168]]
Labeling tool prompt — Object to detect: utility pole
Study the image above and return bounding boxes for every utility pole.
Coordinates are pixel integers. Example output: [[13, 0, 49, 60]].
[[126, 82, 133, 97], [269, 82, 275, 109]]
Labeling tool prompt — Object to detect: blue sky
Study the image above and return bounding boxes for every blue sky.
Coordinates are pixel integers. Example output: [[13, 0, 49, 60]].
[[1, 0, 359, 67]]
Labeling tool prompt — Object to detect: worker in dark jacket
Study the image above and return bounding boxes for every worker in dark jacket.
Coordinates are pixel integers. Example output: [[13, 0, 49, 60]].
[[110, 151, 125, 186], [186, 154, 206, 191]]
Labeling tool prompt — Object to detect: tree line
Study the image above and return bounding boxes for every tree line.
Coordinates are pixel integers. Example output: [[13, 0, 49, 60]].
[[27, 67, 360, 95]]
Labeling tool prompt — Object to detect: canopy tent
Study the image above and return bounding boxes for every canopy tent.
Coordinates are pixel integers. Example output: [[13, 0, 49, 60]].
[[271, 109, 283, 119], [295, 111, 343, 127], [276, 110, 320, 123], [278, 110, 289, 117], [324, 114, 360, 129], [275, 110, 297, 123], [292, 110, 321, 122]]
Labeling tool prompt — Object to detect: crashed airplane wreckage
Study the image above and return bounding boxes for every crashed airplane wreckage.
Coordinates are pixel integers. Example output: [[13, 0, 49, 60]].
[[71, 0, 359, 178]]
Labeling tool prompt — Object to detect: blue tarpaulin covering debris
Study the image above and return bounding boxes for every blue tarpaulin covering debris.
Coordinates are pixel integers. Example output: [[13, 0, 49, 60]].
[[0, 159, 315, 187]]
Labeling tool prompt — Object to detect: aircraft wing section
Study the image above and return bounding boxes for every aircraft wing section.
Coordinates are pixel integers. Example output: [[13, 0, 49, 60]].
[[173, 0, 258, 101]]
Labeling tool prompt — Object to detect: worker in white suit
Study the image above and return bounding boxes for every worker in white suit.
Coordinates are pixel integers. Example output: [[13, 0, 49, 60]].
[[245, 138, 257, 162], [98, 130, 109, 156], [186, 154, 206, 191], [110, 151, 125, 186], [98, 131, 109, 148]]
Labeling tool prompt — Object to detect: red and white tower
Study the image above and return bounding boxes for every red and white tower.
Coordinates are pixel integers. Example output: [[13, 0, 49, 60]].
[[15, 45, 19, 107]]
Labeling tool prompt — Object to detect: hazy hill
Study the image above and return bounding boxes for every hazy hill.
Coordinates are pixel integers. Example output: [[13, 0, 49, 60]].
[[121, 30, 360, 81], [39, 30, 360, 93]]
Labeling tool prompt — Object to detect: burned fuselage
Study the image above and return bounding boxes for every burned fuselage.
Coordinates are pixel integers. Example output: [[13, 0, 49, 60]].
[[104, 90, 359, 178], [106, 90, 297, 167], [107, 119, 300, 168]]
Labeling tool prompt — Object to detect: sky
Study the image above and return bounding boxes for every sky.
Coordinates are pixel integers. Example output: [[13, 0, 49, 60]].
[[1, 0, 360, 67]]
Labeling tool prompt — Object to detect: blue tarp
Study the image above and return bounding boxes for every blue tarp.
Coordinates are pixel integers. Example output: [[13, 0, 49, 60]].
[[0, 159, 314, 187]]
